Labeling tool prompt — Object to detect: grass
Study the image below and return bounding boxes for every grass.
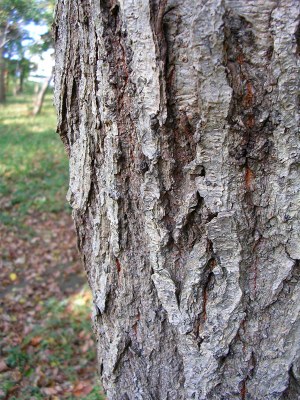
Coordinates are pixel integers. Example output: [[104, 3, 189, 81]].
[[0, 83, 105, 399], [0, 82, 69, 225]]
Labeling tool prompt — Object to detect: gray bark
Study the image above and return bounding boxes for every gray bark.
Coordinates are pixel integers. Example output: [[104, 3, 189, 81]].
[[54, 1, 300, 399]]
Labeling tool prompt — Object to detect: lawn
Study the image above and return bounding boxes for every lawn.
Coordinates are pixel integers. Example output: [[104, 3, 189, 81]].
[[0, 84, 68, 223], [0, 85, 104, 399]]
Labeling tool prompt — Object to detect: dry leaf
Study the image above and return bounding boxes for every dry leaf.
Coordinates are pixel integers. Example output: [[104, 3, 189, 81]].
[[72, 381, 93, 397], [9, 272, 17, 281], [30, 336, 43, 346], [0, 359, 9, 372], [42, 387, 59, 395], [80, 342, 90, 353]]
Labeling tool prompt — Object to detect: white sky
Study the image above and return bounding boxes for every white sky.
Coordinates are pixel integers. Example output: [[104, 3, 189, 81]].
[[25, 22, 54, 80]]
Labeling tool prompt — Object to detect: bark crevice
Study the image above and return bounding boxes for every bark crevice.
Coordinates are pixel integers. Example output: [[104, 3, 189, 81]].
[[54, 1, 300, 398]]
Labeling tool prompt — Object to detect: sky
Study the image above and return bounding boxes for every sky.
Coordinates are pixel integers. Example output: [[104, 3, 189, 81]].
[[25, 22, 54, 81]]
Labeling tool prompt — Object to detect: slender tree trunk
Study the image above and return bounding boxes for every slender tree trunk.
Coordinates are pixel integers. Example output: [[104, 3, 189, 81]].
[[0, 24, 9, 103], [0, 45, 6, 103], [32, 75, 52, 116], [5, 68, 9, 94], [54, 1, 300, 399], [34, 82, 40, 95], [16, 69, 24, 95]]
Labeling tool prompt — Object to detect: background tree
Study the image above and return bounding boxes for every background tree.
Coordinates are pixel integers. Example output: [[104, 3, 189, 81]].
[[31, 0, 55, 116], [5, 31, 37, 94], [54, 1, 300, 399], [32, 71, 52, 116], [0, 0, 50, 103]]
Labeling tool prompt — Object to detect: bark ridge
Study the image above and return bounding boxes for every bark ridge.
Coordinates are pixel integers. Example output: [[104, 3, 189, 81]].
[[54, 1, 300, 399]]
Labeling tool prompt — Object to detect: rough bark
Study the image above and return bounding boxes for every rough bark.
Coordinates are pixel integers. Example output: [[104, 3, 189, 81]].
[[54, 1, 300, 399]]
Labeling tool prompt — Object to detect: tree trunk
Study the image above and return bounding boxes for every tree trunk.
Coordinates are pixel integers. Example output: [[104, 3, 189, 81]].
[[54, 1, 300, 399], [34, 82, 40, 95], [0, 44, 6, 103], [32, 75, 52, 116], [16, 68, 24, 95]]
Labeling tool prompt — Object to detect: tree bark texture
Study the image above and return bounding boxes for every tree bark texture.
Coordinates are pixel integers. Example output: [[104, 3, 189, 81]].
[[54, 1, 300, 399]]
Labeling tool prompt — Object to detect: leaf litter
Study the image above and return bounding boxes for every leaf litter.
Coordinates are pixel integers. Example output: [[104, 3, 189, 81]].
[[0, 211, 105, 399]]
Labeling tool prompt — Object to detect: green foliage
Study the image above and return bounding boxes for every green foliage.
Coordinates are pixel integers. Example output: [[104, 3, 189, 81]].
[[0, 0, 47, 27], [0, 0, 47, 56], [6, 347, 29, 371], [0, 0, 55, 101], [29, 0, 56, 58], [0, 0, 55, 57]]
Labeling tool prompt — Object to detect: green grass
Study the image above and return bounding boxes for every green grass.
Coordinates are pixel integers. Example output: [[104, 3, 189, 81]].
[[0, 85, 69, 224]]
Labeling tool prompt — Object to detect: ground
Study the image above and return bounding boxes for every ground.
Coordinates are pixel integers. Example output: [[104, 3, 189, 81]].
[[0, 86, 105, 399]]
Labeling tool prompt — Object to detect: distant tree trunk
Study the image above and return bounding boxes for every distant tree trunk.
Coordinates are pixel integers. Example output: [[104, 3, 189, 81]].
[[16, 68, 25, 94], [16, 58, 31, 95], [34, 82, 40, 95], [5, 68, 9, 94], [54, 1, 300, 399], [0, 41, 6, 103], [32, 75, 52, 116]]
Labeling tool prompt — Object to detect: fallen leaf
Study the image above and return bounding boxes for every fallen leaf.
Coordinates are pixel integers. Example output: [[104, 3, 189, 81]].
[[80, 342, 90, 353], [9, 272, 17, 281], [0, 359, 9, 372], [72, 381, 93, 397], [42, 387, 59, 395], [15, 256, 25, 265], [30, 336, 43, 346]]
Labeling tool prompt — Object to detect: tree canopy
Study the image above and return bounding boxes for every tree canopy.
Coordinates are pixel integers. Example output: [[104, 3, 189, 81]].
[[0, 0, 54, 101]]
